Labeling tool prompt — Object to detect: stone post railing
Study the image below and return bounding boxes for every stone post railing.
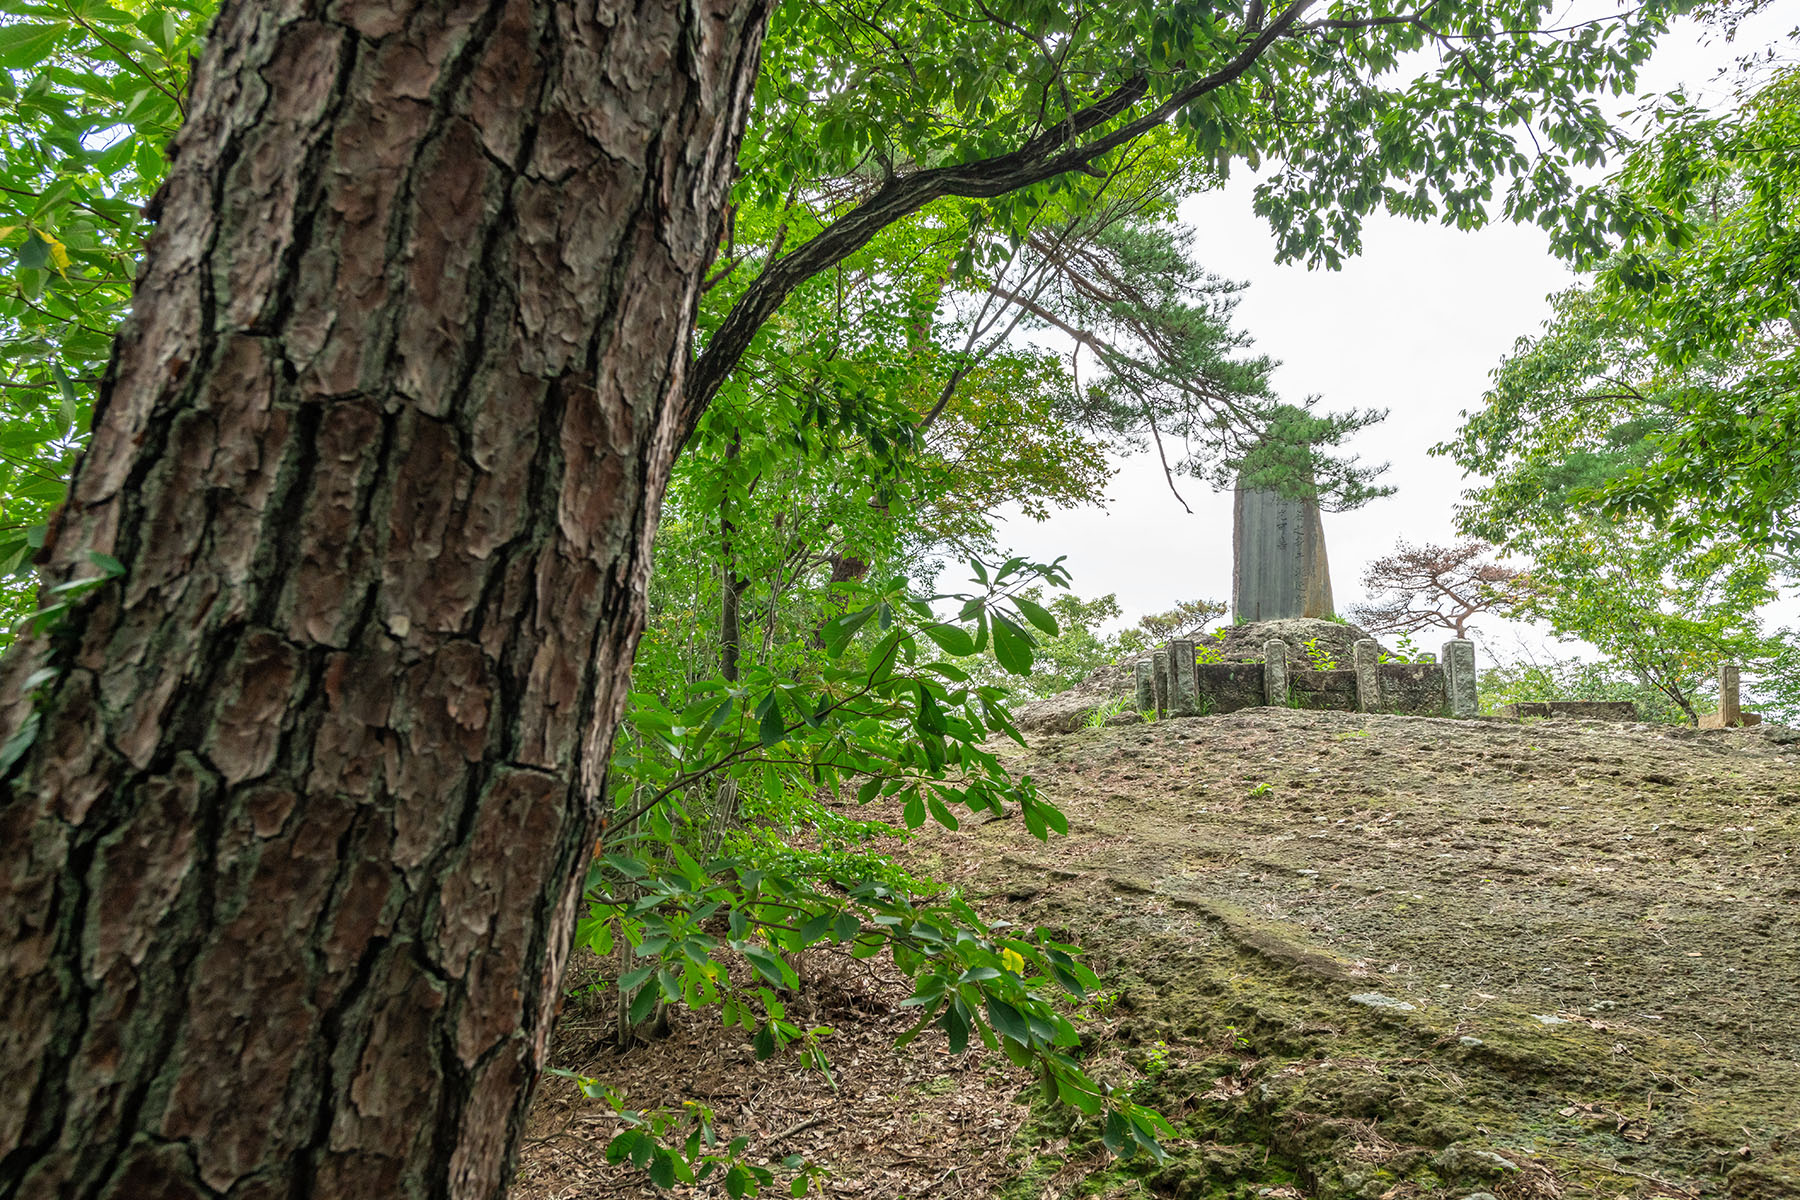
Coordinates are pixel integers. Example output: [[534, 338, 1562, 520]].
[[1130, 634, 1476, 720], [1699, 662, 1760, 728], [1169, 639, 1198, 716], [1441, 639, 1477, 718], [1263, 640, 1289, 707], [1353, 638, 1379, 713]]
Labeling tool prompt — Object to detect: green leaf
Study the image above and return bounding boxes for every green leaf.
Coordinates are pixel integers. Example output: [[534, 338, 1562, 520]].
[[821, 603, 877, 656], [1056, 1070, 1103, 1116], [741, 944, 795, 989], [990, 614, 1034, 676], [628, 979, 660, 1025], [50, 361, 77, 434], [1129, 1114, 1165, 1159], [0, 711, 41, 775], [1103, 1109, 1130, 1154], [1013, 595, 1059, 636], [926, 795, 959, 830], [919, 621, 976, 656], [901, 788, 924, 829], [757, 694, 784, 748], [0, 537, 32, 578], [582, 916, 614, 956], [617, 965, 656, 993], [0, 22, 67, 69], [985, 996, 1031, 1046], [606, 1128, 645, 1165], [798, 910, 834, 945], [941, 1000, 970, 1053], [16, 233, 50, 272]]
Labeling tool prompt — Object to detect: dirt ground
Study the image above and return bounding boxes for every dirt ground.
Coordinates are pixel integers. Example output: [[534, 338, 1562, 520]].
[[515, 709, 1800, 1200]]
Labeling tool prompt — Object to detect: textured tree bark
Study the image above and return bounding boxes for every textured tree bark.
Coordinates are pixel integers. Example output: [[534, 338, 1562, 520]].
[[0, 0, 768, 1196]]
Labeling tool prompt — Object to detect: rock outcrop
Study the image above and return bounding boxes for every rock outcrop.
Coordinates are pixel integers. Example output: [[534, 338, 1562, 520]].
[[1010, 666, 1135, 735], [1201, 617, 1377, 667]]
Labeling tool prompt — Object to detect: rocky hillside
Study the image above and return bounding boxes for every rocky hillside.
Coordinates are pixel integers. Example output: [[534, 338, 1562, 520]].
[[518, 707, 1800, 1200]]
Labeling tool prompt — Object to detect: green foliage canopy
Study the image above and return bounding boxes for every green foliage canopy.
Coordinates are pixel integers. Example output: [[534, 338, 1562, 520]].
[[1440, 47, 1799, 725], [1588, 63, 1800, 550], [0, 0, 210, 614], [1444, 58, 1800, 556]]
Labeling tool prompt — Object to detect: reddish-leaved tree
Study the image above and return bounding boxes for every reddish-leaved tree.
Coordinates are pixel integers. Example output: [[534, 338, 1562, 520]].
[[1348, 539, 1528, 639]]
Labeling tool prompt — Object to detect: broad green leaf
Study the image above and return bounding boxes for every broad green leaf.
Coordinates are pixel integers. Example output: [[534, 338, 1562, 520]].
[[1012, 594, 1059, 636], [919, 621, 976, 656], [617, 961, 656, 991], [985, 996, 1031, 1045], [0, 22, 67, 69], [990, 613, 1034, 676], [757, 694, 784, 747]]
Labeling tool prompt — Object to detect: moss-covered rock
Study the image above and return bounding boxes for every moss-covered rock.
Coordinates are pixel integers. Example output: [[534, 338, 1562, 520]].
[[909, 708, 1800, 1198]]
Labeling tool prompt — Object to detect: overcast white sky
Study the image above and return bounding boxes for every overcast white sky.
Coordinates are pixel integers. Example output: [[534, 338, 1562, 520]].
[[990, 5, 1798, 666]]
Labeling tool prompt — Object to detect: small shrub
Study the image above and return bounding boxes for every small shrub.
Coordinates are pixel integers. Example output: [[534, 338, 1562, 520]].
[[1301, 636, 1338, 670], [1086, 693, 1134, 728], [1376, 632, 1424, 664]]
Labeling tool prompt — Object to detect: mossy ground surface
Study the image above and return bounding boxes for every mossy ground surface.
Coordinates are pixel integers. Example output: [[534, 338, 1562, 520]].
[[914, 709, 1799, 1200], [516, 709, 1798, 1199]]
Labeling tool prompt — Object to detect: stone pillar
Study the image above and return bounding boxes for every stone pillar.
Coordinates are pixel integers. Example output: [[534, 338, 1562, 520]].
[[1169, 639, 1198, 716], [1442, 639, 1477, 718], [1353, 639, 1380, 713], [1134, 659, 1155, 714], [1233, 473, 1335, 621], [1263, 640, 1289, 707], [1700, 662, 1750, 728], [1152, 649, 1170, 718]]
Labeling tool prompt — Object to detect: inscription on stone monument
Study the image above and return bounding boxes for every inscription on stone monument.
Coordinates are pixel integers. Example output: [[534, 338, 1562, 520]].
[[1231, 447, 1335, 622]]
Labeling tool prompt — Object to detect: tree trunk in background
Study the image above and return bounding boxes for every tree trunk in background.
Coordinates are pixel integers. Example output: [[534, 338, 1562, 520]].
[[720, 431, 745, 684], [0, 0, 768, 1196]]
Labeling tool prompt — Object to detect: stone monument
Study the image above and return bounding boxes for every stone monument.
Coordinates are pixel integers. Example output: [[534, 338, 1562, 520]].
[[1231, 433, 1335, 622]]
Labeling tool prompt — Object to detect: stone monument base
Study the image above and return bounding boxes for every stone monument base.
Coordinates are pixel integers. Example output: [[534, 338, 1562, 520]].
[[1699, 710, 1761, 729], [1495, 702, 1639, 721]]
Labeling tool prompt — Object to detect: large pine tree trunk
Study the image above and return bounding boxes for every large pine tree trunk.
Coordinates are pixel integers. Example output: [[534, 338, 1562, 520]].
[[0, 0, 768, 1196]]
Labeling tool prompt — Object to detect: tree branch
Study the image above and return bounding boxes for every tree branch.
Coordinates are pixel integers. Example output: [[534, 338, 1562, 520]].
[[677, 0, 1320, 445]]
